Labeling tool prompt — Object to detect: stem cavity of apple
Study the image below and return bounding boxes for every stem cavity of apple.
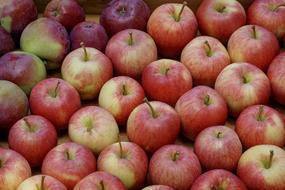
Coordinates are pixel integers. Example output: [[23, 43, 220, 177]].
[[144, 98, 159, 118], [128, 32, 134, 46], [122, 84, 128, 96], [23, 118, 36, 132], [257, 105, 266, 121], [242, 74, 250, 84], [216, 4, 226, 13], [80, 42, 89, 61], [252, 25, 257, 39], [204, 41, 213, 57], [172, 151, 180, 161], [204, 94, 211, 106], [216, 131, 223, 139], [36, 175, 46, 190], [175, 1, 187, 22], [272, 3, 285, 11], [99, 180, 105, 190]]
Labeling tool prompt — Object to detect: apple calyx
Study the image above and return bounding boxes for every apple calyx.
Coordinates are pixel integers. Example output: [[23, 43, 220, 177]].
[[216, 131, 223, 139], [122, 84, 128, 96], [23, 118, 36, 133], [204, 94, 212, 106], [51, 81, 60, 98], [99, 180, 105, 190], [36, 175, 46, 190], [117, 6, 127, 16], [174, 1, 187, 22], [252, 25, 258, 39], [128, 32, 134, 46], [272, 3, 285, 11], [52, 10, 60, 17], [144, 98, 159, 118], [204, 41, 213, 57], [80, 42, 89, 61], [172, 151, 180, 161], [256, 105, 266, 121], [265, 150, 274, 169]]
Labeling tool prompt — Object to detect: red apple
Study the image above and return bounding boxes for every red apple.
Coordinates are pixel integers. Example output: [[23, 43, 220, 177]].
[[29, 78, 81, 130], [0, 26, 14, 56], [98, 76, 145, 125], [227, 24, 279, 71], [142, 185, 175, 190], [142, 59, 192, 106], [180, 36, 230, 86], [175, 86, 228, 140], [42, 142, 96, 190], [147, 2, 198, 58]]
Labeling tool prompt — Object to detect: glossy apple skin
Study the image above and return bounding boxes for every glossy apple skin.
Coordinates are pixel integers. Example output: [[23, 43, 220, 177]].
[[196, 0, 246, 44], [194, 126, 242, 171], [127, 101, 180, 153], [61, 47, 113, 100], [0, 80, 29, 131], [236, 105, 285, 148], [181, 36, 230, 86], [100, 0, 150, 36], [42, 142, 96, 190], [149, 145, 202, 190], [0, 27, 14, 56], [68, 106, 119, 155], [142, 185, 175, 190], [74, 171, 127, 190], [237, 144, 285, 190], [20, 18, 70, 70], [106, 29, 157, 79], [191, 169, 247, 190], [70, 21, 108, 52], [0, 51, 46, 95], [227, 24, 279, 71], [29, 78, 81, 130], [267, 52, 285, 105], [97, 142, 148, 190], [215, 63, 271, 117], [98, 76, 145, 125], [142, 59, 192, 106], [175, 86, 228, 140], [0, 148, 31, 190], [44, 0, 85, 31], [147, 3, 198, 58], [16, 175, 67, 190]]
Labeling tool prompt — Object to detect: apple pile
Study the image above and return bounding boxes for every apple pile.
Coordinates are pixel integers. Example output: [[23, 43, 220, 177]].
[[1, 0, 285, 189]]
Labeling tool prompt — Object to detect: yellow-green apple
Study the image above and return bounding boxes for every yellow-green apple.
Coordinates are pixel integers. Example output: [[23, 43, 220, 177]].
[[215, 63, 271, 117], [191, 169, 247, 190], [175, 86, 228, 140], [147, 2, 198, 58], [127, 99, 180, 153], [142, 59, 192, 106], [43, 0, 85, 31], [97, 141, 148, 190], [0, 27, 14, 56], [236, 105, 285, 148], [70, 21, 108, 51], [105, 29, 157, 79], [196, 0, 246, 44], [8, 115, 57, 167], [180, 36, 230, 86], [29, 78, 81, 130], [0, 148, 31, 190], [98, 76, 145, 126], [100, 0, 150, 36], [267, 52, 285, 105], [0, 51, 46, 95], [142, 185, 175, 190], [149, 144, 202, 190], [0, 80, 29, 131], [20, 17, 70, 70], [42, 142, 96, 190], [227, 25, 279, 71], [194, 125, 242, 171], [61, 43, 113, 100], [237, 144, 285, 190], [68, 106, 119, 155], [74, 171, 127, 190], [17, 175, 67, 190]]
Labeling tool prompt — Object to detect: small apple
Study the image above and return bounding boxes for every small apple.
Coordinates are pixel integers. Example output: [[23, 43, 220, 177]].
[[142, 185, 175, 190], [0, 26, 14, 56]]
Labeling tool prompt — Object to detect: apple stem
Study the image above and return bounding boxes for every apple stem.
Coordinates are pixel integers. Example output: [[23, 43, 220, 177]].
[[266, 150, 274, 169], [52, 81, 60, 98], [216, 131, 223, 139], [257, 105, 265, 121], [80, 42, 89, 61], [128, 32, 133, 46], [65, 150, 71, 160], [204, 94, 211, 106], [252, 25, 257, 39], [100, 180, 105, 190], [204, 41, 213, 57], [144, 98, 159, 118], [118, 134, 124, 159], [122, 85, 128, 96], [176, 1, 187, 22], [172, 151, 180, 161], [23, 118, 34, 132], [273, 3, 285, 11], [36, 175, 46, 190]]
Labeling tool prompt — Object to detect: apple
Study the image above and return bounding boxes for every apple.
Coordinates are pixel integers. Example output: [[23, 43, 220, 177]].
[[0, 80, 29, 131], [100, 0, 150, 36], [73, 171, 127, 190], [43, 0, 85, 31], [147, 2, 198, 58], [127, 99, 180, 153], [191, 169, 247, 190], [0, 26, 14, 56], [105, 29, 157, 79], [149, 144, 202, 190], [0, 148, 31, 190], [142, 185, 175, 190], [227, 24, 279, 71], [70, 21, 108, 52], [42, 142, 96, 190], [8, 115, 58, 167], [17, 175, 67, 190], [215, 62, 271, 117], [236, 105, 285, 148], [194, 125, 243, 171], [68, 106, 119, 155], [196, 0, 246, 44], [61, 43, 113, 100], [97, 141, 148, 190], [237, 144, 285, 190], [29, 78, 81, 130], [0, 51, 46, 95], [98, 76, 145, 125], [180, 36, 230, 86], [142, 59, 192, 106], [175, 86, 228, 140], [20, 17, 70, 70]]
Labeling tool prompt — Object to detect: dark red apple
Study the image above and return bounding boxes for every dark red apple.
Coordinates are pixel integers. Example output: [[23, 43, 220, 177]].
[[0, 27, 14, 56]]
